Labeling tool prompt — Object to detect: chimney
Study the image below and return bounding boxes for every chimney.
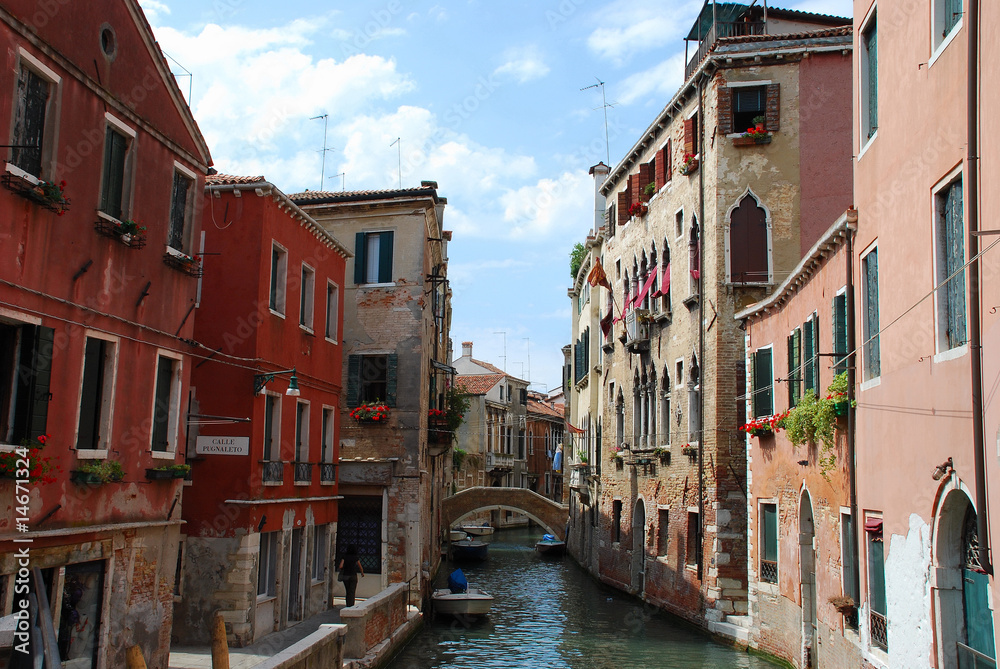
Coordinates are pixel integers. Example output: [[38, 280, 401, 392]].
[[589, 162, 610, 234], [462, 341, 473, 358]]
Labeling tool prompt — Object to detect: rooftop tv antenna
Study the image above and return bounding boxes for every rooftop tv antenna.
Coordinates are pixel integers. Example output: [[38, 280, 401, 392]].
[[580, 77, 616, 166], [493, 330, 507, 372], [330, 172, 346, 191], [310, 114, 336, 191], [390, 137, 402, 189]]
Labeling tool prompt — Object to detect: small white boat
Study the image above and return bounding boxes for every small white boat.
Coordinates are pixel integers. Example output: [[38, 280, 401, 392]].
[[449, 529, 468, 542], [461, 523, 494, 537], [432, 588, 494, 617]]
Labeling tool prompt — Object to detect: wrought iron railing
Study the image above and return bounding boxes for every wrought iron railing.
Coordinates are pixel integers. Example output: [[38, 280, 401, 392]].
[[759, 559, 777, 584], [262, 460, 283, 484], [870, 610, 888, 650], [958, 642, 997, 669], [319, 463, 336, 484], [293, 461, 312, 484], [685, 20, 766, 79]]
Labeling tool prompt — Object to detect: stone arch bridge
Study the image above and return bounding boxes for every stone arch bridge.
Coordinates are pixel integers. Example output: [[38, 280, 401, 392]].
[[442, 487, 569, 540]]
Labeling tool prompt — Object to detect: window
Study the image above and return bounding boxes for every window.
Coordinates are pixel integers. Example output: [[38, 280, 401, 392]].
[[76, 336, 117, 452], [866, 516, 888, 650], [354, 231, 394, 284], [257, 531, 279, 598], [347, 354, 397, 406], [686, 511, 699, 567], [0, 322, 54, 445], [299, 264, 315, 330], [99, 117, 135, 221], [325, 281, 339, 342], [684, 112, 699, 157], [936, 178, 966, 351], [312, 525, 328, 582], [751, 347, 773, 418], [337, 496, 383, 574], [728, 192, 769, 284], [675, 209, 684, 239], [862, 248, 881, 380], [660, 371, 671, 446], [10, 57, 58, 178], [760, 503, 778, 584], [168, 167, 195, 253], [832, 292, 848, 375], [613, 500, 623, 543], [861, 14, 878, 142], [787, 328, 802, 407], [734, 85, 765, 131], [657, 509, 670, 557], [689, 220, 700, 295], [263, 393, 281, 461], [934, 0, 962, 49], [295, 402, 309, 463], [803, 313, 820, 395], [841, 512, 859, 628], [151, 354, 180, 452], [269, 243, 288, 315], [321, 407, 334, 463]]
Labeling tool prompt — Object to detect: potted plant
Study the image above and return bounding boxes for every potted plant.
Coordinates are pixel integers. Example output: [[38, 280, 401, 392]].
[[145, 463, 191, 480], [740, 410, 790, 438], [679, 153, 699, 176], [0, 434, 60, 484], [350, 400, 389, 423], [753, 115, 766, 132], [643, 182, 657, 200], [681, 443, 698, 457], [71, 459, 124, 485], [115, 219, 147, 243], [829, 595, 857, 617], [627, 201, 648, 218]]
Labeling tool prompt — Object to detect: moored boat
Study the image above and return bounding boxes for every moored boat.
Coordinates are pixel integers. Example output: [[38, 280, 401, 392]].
[[451, 538, 489, 560], [460, 523, 494, 537], [535, 534, 566, 557], [449, 528, 468, 542], [432, 569, 493, 617]]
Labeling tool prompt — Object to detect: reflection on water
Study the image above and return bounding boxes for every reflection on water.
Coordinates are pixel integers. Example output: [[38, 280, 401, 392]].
[[387, 528, 779, 669]]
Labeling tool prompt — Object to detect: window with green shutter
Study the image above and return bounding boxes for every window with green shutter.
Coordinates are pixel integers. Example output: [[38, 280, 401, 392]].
[[752, 348, 773, 418], [938, 179, 966, 351], [347, 354, 397, 407], [354, 231, 394, 285], [832, 293, 848, 375], [803, 315, 816, 395], [760, 503, 778, 584], [100, 125, 130, 220], [863, 249, 881, 380], [11, 65, 50, 178], [787, 328, 801, 407], [863, 18, 878, 140]]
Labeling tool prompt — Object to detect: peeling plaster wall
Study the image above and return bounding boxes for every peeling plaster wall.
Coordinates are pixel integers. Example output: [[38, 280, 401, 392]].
[[883, 514, 934, 669]]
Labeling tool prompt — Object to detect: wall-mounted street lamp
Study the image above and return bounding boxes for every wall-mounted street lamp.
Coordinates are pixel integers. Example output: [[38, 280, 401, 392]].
[[254, 368, 301, 397]]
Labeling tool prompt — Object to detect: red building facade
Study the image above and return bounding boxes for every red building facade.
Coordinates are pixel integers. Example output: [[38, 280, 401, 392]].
[[0, 1, 211, 666], [174, 176, 349, 646]]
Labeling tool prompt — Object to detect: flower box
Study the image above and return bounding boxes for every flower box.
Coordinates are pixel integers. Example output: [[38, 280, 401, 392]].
[[351, 401, 389, 423], [732, 134, 772, 147], [163, 250, 203, 277], [145, 465, 190, 481], [95, 217, 147, 248], [681, 445, 698, 457], [678, 154, 699, 176], [2, 172, 71, 215]]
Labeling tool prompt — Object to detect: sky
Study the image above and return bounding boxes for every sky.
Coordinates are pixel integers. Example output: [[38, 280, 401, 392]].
[[140, 0, 853, 393]]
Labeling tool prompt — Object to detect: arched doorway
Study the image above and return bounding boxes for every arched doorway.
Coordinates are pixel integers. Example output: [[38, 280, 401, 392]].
[[934, 488, 997, 668], [631, 498, 646, 595], [800, 491, 817, 667]]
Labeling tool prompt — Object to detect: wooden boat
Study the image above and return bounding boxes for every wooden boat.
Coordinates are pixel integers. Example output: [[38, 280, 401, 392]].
[[451, 538, 489, 560], [460, 523, 494, 537], [449, 528, 468, 542], [432, 587, 494, 617], [535, 535, 567, 557]]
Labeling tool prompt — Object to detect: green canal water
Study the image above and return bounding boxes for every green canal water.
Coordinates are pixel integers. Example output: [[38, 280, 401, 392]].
[[386, 528, 780, 669]]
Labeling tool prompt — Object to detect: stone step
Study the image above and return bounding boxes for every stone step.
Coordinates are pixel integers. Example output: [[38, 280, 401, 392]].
[[726, 615, 752, 628], [708, 620, 750, 644]]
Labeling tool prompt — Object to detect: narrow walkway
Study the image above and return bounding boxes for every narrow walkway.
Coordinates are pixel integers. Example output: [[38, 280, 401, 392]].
[[168, 603, 349, 669]]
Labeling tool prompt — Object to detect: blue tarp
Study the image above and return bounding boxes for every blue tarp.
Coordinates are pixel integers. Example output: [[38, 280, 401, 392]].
[[542, 534, 555, 542], [448, 569, 468, 593], [552, 446, 562, 472]]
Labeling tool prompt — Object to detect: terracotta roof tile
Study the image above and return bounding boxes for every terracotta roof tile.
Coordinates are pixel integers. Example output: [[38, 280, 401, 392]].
[[456, 374, 503, 395], [527, 399, 563, 419], [206, 174, 266, 185], [288, 184, 438, 202], [469, 358, 506, 375]]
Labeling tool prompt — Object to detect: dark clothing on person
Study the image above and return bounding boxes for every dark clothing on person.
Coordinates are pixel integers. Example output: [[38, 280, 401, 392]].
[[338, 546, 363, 607]]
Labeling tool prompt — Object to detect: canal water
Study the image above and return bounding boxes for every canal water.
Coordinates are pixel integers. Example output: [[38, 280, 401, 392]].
[[387, 527, 779, 669]]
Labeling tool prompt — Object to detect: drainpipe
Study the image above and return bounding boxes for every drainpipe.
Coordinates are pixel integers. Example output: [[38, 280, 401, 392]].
[[696, 73, 706, 582], [845, 213, 862, 602], [967, 0, 991, 575]]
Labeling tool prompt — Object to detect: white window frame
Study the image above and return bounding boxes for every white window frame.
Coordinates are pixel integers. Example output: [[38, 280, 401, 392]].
[[929, 0, 963, 63], [294, 400, 310, 465], [99, 112, 137, 223], [359, 230, 395, 286], [325, 280, 339, 344], [257, 531, 279, 600], [269, 241, 288, 317], [932, 166, 969, 361], [299, 263, 315, 332], [150, 349, 183, 458], [8, 48, 62, 181], [74, 330, 119, 458], [0, 308, 42, 451], [757, 498, 780, 595], [858, 5, 879, 158], [860, 242, 881, 389], [723, 187, 774, 284], [263, 390, 282, 463], [675, 359, 684, 389], [674, 207, 685, 240], [321, 406, 335, 464], [724, 80, 772, 138]]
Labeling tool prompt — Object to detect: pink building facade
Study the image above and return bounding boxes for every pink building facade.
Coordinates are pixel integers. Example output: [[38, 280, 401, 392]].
[[852, 0, 997, 667]]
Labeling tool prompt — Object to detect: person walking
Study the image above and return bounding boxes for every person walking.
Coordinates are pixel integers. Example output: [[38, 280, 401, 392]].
[[337, 544, 364, 607]]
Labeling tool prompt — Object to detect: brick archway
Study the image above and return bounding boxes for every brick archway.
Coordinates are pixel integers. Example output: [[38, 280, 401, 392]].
[[442, 488, 569, 540]]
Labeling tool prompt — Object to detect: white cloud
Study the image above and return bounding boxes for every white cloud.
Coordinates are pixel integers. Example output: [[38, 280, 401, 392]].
[[429, 5, 448, 21], [500, 171, 593, 239], [493, 46, 550, 84], [138, 0, 170, 21], [616, 54, 685, 105], [586, 0, 701, 66]]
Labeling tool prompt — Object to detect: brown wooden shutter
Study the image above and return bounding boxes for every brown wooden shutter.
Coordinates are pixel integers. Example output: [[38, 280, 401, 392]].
[[684, 118, 695, 155], [718, 85, 733, 135], [617, 191, 629, 226], [629, 174, 641, 205], [765, 83, 780, 132], [639, 163, 653, 196], [655, 148, 666, 188], [666, 140, 672, 179]]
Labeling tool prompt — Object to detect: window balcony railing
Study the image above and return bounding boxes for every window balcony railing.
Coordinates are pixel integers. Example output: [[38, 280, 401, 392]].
[[485, 452, 515, 471], [870, 610, 888, 651], [262, 460, 284, 484], [293, 461, 312, 484], [957, 642, 997, 669], [685, 20, 766, 79], [625, 310, 650, 353], [319, 463, 336, 484], [759, 559, 777, 584]]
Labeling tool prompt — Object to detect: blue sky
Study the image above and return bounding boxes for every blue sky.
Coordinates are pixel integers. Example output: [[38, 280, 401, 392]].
[[141, 0, 852, 392]]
